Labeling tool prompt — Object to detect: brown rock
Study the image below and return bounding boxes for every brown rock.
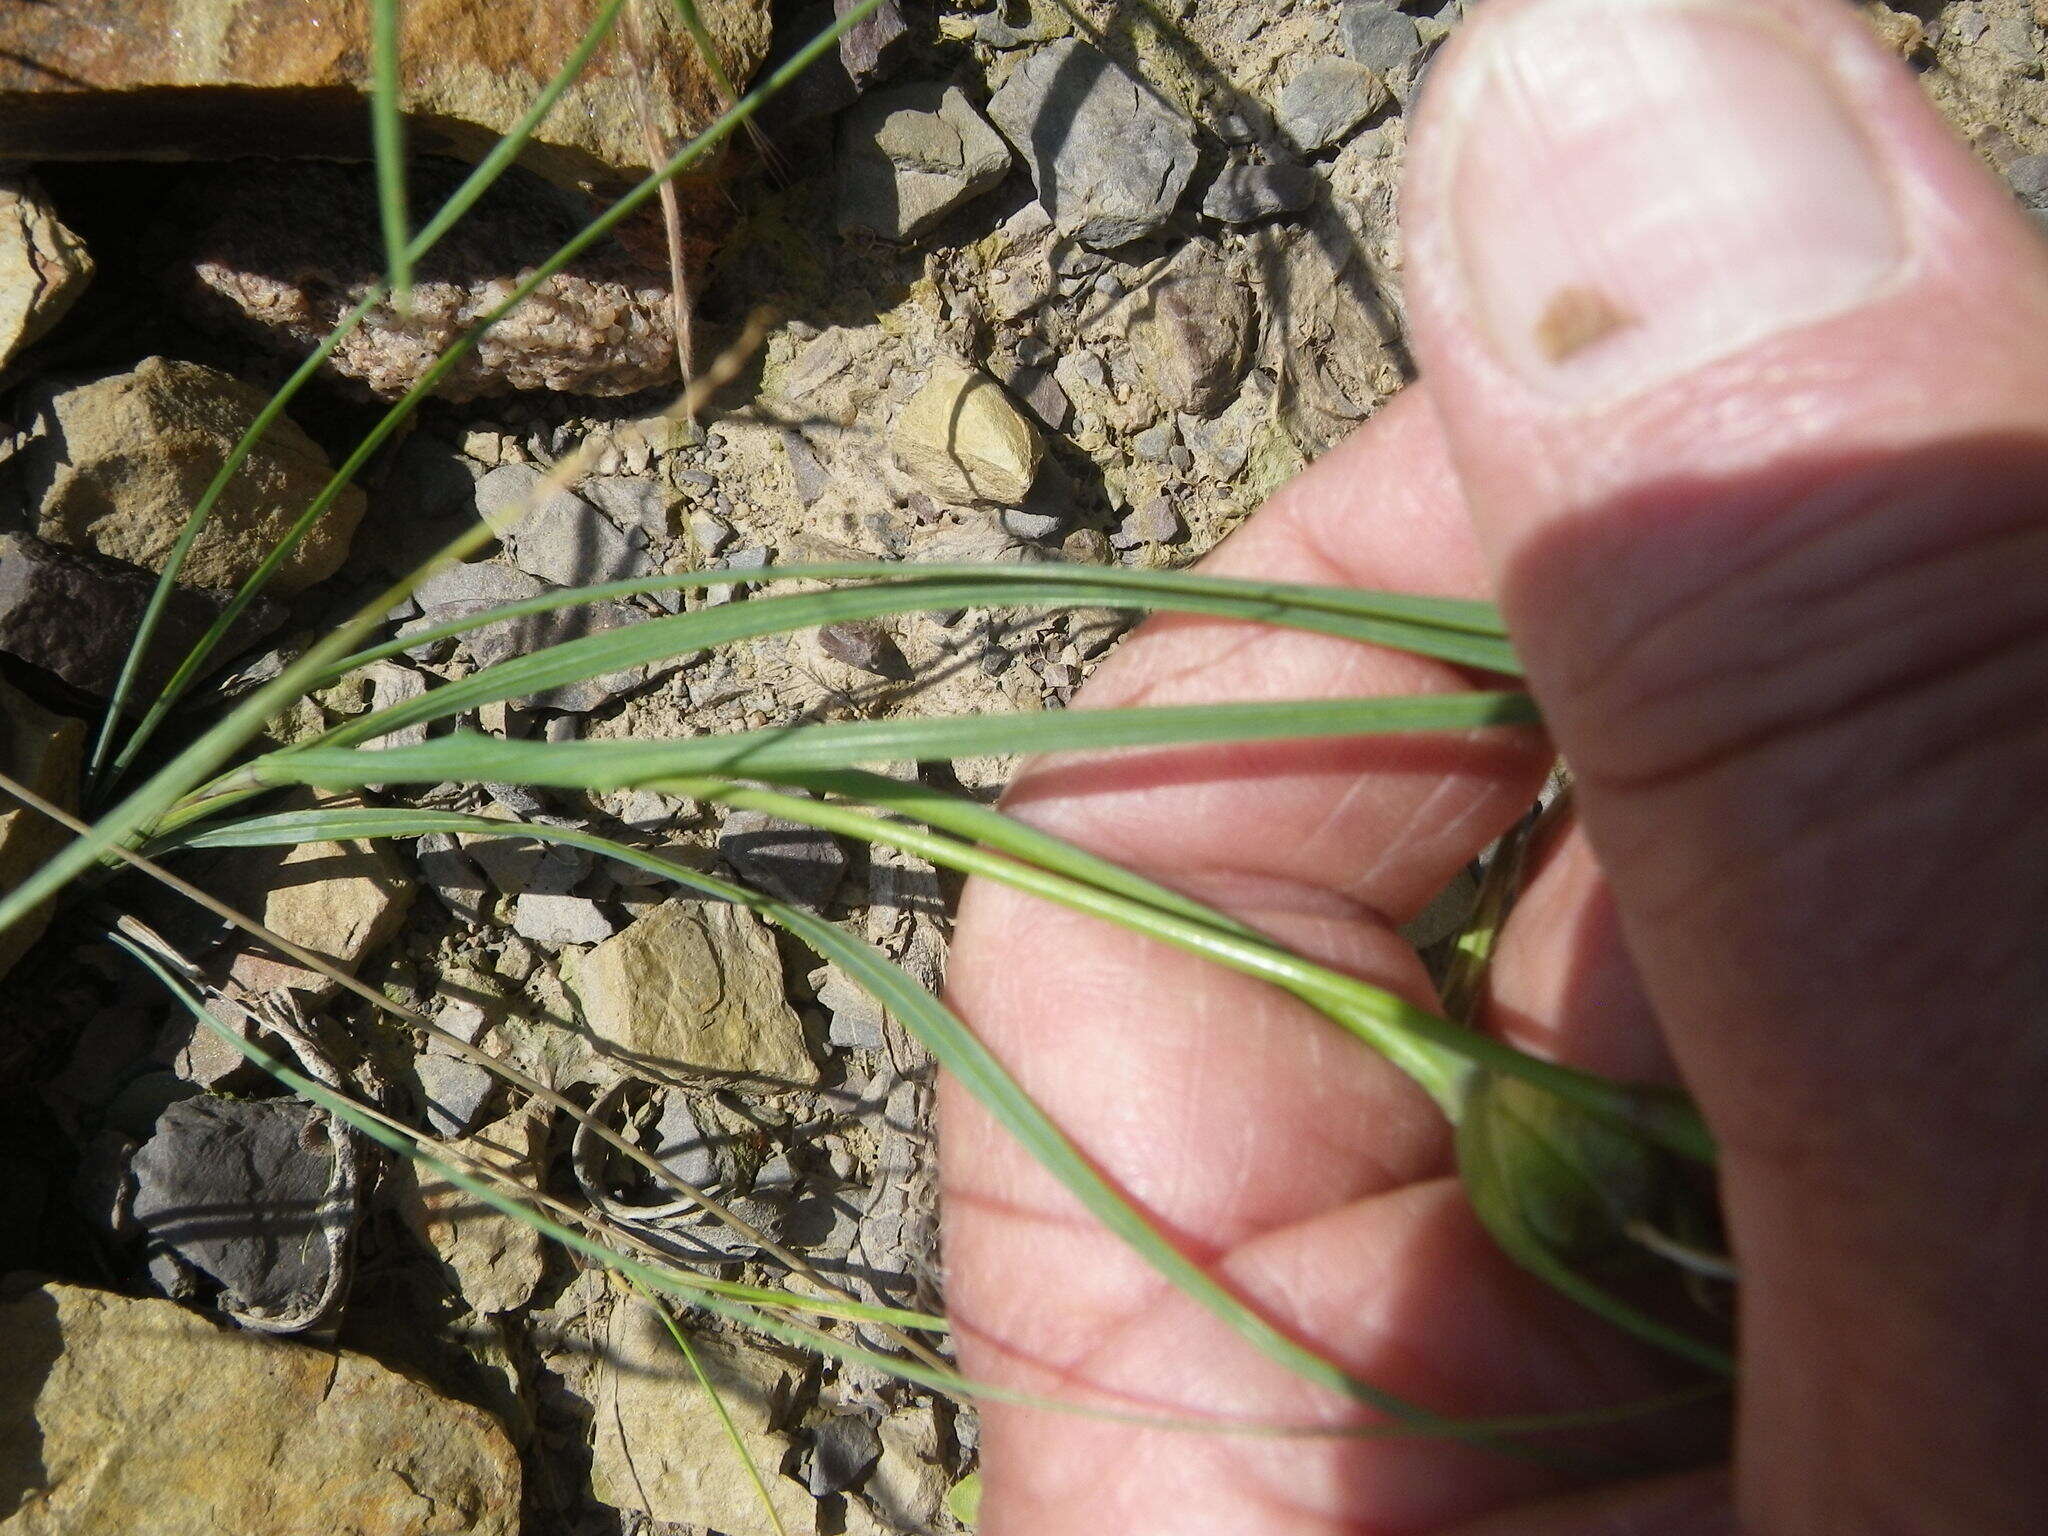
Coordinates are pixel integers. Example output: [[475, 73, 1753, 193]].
[[0, 678, 83, 979], [0, 533, 286, 700], [175, 159, 684, 401], [0, 175, 92, 373], [14, 358, 367, 592], [0, 0, 772, 192], [0, 1281, 521, 1536], [1122, 244, 1253, 417]]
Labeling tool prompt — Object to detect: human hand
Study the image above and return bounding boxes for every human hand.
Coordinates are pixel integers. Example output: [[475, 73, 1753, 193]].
[[943, 0, 2048, 1530]]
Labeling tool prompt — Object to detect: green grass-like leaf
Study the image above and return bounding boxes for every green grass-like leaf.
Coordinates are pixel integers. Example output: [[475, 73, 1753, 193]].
[[371, 0, 411, 309], [249, 692, 1539, 793], [86, 0, 636, 793]]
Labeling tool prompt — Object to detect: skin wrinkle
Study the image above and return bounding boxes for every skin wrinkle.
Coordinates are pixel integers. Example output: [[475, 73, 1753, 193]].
[[1532, 465, 2048, 775]]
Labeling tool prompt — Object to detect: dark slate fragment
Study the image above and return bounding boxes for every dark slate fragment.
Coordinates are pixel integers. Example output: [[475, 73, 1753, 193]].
[[817, 619, 909, 679], [1202, 157, 1320, 224], [0, 533, 284, 700], [719, 808, 848, 910], [129, 1095, 346, 1321], [808, 1413, 882, 1496]]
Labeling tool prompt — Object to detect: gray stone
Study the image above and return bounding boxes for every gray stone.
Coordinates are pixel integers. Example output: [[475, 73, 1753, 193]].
[[1000, 506, 1065, 541], [412, 559, 547, 611], [809, 1414, 882, 1496], [1, 172, 92, 371], [1113, 497, 1183, 548], [416, 1053, 500, 1138], [2009, 153, 2048, 209], [720, 808, 848, 910], [1341, 0, 1423, 75], [434, 995, 497, 1046], [781, 428, 832, 505], [0, 535, 285, 703], [581, 475, 678, 540], [462, 596, 654, 711], [0, 1282, 521, 1536], [839, 82, 1013, 242], [511, 845, 618, 943], [473, 461, 580, 537], [839, 0, 912, 86], [997, 362, 1071, 430], [1277, 57, 1388, 152], [511, 890, 618, 944], [480, 463, 648, 588], [648, 1093, 740, 1194], [129, 1096, 348, 1321], [817, 966, 888, 1050], [415, 832, 492, 925], [818, 619, 908, 678], [690, 509, 736, 556], [1203, 156, 1320, 223], [987, 39, 1198, 247], [1132, 420, 1176, 461], [359, 660, 430, 751]]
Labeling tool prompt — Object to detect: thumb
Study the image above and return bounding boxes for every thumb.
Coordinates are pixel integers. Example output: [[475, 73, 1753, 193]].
[[1402, 0, 2048, 1530]]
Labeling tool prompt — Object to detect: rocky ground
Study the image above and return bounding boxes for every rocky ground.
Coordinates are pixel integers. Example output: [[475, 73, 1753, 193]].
[[0, 1, 2043, 1533]]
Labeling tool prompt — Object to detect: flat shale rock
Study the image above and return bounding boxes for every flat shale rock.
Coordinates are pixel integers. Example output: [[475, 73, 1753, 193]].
[[12, 357, 366, 592], [128, 1095, 349, 1324], [566, 897, 817, 1085], [1122, 243, 1253, 416], [0, 0, 771, 192], [987, 39, 1197, 248], [0, 175, 92, 373], [838, 82, 1013, 241], [0, 533, 285, 699], [0, 1281, 521, 1536], [192, 805, 415, 995], [389, 1108, 547, 1315]]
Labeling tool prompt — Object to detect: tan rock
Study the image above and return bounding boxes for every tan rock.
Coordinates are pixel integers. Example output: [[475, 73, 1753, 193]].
[[589, 1305, 811, 1536], [16, 358, 368, 593], [390, 1107, 549, 1316], [191, 794, 414, 994], [0, 0, 771, 191], [0, 175, 91, 372], [565, 898, 816, 1085], [865, 1403, 951, 1533], [892, 361, 1042, 506], [0, 1281, 521, 1536], [0, 678, 82, 979]]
